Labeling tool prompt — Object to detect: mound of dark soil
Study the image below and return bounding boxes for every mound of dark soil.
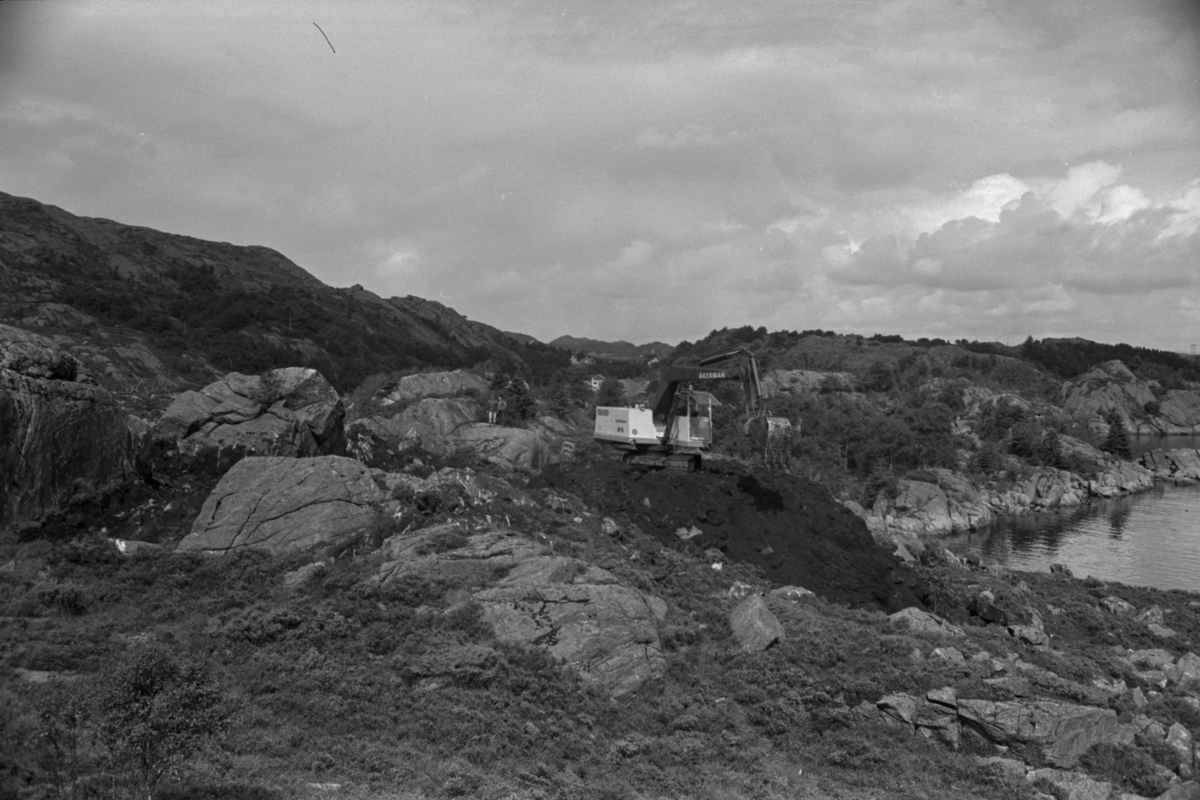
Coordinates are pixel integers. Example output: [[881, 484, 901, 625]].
[[536, 459, 927, 612]]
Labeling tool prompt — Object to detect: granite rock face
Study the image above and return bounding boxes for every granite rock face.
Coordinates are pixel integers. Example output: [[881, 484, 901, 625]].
[[0, 325, 146, 529], [178, 456, 385, 553]]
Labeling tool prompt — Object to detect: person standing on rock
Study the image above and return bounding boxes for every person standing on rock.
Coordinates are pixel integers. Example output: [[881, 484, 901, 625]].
[[487, 394, 499, 424], [494, 395, 507, 425]]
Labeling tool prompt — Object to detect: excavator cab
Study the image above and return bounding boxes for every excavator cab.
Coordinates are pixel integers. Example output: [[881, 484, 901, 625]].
[[671, 389, 719, 445]]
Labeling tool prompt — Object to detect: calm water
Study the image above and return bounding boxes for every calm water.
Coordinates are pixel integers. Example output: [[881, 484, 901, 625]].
[[1131, 433, 1200, 458], [946, 481, 1200, 593]]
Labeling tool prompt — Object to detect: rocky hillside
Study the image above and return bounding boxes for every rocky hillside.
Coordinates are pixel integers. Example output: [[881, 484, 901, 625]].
[[0, 190, 558, 397], [3, 314, 1200, 798], [3, 397, 1200, 799], [1061, 360, 1200, 435]]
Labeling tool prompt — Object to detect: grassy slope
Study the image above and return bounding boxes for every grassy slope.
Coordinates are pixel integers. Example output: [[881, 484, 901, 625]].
[[4, 453, 1199, 800]]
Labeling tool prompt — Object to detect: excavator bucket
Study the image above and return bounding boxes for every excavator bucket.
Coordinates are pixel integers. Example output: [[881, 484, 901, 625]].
[[744, 415, 796, 471]]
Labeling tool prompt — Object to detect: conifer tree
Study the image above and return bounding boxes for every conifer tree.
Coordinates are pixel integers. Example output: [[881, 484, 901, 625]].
[[1038, 428, 1066, 469], [1100, 409, 1132, 460]]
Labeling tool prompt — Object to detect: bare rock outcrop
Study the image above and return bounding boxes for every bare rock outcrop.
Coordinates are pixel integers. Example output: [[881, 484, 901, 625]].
[[1062, 360, 1157, 433], [0, 324, 79, 379], [178, 455, 385, 553], [448, 423, 560, 471], [957, 698, 1119, 768], [1062, 359, 1200, 434], [1157, 392, 1200, 434], [1089, 459, 1154, 498], [889, 607, 965, 638], [1, 324, 146, 529], [353, 396, 565, 472], [358, 397, 481, 443], [877, 688, 1121, 769], [860, 448, 1149, 535], [1142, 449, 1200, 484], [155, 368, 345, 467], [375, 369, 489, 407], [377, 524, 668, 698]]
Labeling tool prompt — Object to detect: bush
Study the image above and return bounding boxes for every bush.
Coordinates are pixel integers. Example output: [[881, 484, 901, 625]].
[[51, 536, 123, 569], [35, 582, 90, 617], [94, 643, 228, 800], [1078, 742, 1173, 797]]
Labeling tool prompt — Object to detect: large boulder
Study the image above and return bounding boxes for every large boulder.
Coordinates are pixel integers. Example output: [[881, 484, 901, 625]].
[[155, 368, 345, 466], [729, 594, 784, 652], [0, 325, 146, 529], [178, 456, 386, 553], [377, 525, 668, 698]]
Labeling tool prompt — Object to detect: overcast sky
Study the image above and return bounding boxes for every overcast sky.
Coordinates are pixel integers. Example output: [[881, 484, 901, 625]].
[[2, 1, 1199, 349]]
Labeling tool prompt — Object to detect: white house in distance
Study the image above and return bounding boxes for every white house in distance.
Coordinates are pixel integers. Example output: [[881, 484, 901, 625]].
[[587, 374, 605, 391]]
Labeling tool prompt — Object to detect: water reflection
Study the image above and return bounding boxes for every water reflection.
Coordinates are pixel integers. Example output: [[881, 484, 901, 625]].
[[1108, 502, 1132, 540], [946, 482, 1200, 592]]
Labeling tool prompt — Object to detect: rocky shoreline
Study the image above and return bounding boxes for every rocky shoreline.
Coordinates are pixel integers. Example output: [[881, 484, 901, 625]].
[[854, 447, 1200, 564]]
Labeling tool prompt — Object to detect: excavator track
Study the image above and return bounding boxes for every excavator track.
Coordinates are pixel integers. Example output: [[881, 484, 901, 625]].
[[622, 452, 700, 472]]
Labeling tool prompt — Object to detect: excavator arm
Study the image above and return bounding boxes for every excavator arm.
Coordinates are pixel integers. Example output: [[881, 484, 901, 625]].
[[648, 348, 766, 442]]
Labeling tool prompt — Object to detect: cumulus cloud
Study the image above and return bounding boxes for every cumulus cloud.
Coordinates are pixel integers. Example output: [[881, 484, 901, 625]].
[[832, 162, 1198, 298], [2, 0, 1199, 348]]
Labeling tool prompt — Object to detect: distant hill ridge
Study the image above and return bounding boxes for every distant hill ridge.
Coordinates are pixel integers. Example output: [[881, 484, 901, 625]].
[[549, 335, 674, 360]]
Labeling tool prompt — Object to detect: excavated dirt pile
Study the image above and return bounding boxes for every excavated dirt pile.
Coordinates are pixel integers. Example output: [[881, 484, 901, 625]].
[[535, 459, 927, 612]]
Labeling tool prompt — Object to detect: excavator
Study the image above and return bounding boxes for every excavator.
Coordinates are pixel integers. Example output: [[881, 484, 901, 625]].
[[593, 348, 795, 472]]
